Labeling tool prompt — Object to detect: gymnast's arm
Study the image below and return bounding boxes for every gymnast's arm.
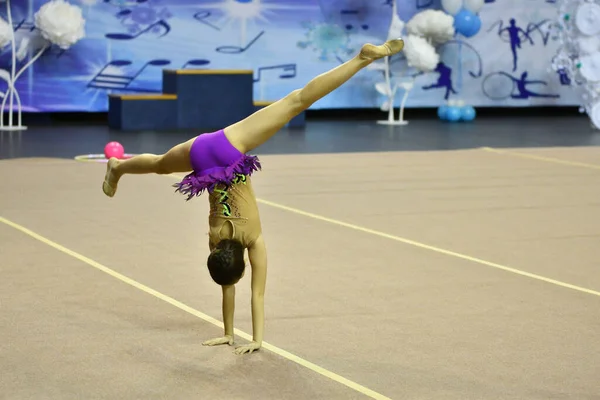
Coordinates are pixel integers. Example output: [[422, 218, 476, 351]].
[[222, 284, 236, 339], [248, 235, 267, 346], [202, 239, 235, 347]]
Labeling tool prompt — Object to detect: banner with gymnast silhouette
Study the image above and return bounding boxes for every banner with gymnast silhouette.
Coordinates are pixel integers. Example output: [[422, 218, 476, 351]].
[[0, 0, 578, 111]]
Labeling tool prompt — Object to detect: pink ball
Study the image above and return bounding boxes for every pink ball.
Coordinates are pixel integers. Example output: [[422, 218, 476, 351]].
[[104, 141, 124, 159]]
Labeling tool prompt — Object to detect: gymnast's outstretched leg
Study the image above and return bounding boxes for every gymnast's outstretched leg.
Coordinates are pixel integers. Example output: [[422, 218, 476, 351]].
[[223, 38, 404, 154], [102, 136, 196, 197], [102, 38, 404, 198]]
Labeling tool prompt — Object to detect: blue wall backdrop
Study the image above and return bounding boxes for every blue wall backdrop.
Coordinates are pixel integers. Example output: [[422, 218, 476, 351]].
[[0, 0, 578, 111]]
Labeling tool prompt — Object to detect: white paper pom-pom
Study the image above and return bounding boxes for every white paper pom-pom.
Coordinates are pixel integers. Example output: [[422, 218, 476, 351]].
[[577, 35, 600, 56], [0, 16, 12, 49], [403, 35, 440, 72], [34, 0, 85, 49], [406, 10, 455, 45]]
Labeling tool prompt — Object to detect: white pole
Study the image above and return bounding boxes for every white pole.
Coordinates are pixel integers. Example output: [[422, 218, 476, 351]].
[[398, 83, 411, 124], [6, 0, 16, 129], [385, 56, 394, 122]]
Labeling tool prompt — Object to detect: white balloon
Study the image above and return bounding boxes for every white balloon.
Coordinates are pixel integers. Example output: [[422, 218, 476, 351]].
[[579, 53, 600, 82], [575, 3, 600, 36], [441, 0, 462, 16], [463, 0, 484, 13]]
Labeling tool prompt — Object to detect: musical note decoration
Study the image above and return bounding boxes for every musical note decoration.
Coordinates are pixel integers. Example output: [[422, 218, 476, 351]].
[[254, 64, 297, 101], [105, 19, 170, 40], [88, 59, 170, 92], [12, 19, 35, 32], [10, 19, 65, 58], [340, 9, 370, 31], [254, 64, 297, 83], [182, 59, 210, 69], [88, 59, 211, 92], [106, 1, 172, 40], [216, 31, 265, 54], [194, 10, 221, 31]]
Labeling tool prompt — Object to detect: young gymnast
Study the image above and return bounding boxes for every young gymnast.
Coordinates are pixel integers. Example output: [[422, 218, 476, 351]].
[[101, 38, 405, 355]]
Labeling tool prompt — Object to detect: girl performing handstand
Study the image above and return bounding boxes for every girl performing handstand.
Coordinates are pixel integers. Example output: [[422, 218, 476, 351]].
[[101, 39, 405, 355]]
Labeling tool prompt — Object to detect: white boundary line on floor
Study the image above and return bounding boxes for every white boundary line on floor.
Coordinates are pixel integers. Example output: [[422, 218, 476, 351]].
[[0, 215, 392, 400]]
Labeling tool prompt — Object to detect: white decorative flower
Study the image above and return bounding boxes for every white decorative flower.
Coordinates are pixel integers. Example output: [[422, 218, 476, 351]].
[[403, 35, 439, 72], [577, 35, 600, 56], [34, 0, 86, 49], [0, 16, 12, 49], [406, 10, 455, 45]]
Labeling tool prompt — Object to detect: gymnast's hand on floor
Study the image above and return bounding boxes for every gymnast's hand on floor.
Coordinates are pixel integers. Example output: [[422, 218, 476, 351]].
[[202, 335, 234, 346], [234, 341, 261, 355]]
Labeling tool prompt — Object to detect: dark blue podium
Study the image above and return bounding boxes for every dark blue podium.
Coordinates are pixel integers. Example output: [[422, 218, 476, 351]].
[[108, 94, 177, 131], [162, 69, 254, 130], [108, 69, 305, 131]]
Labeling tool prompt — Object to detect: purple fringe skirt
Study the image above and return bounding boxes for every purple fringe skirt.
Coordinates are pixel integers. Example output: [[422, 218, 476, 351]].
[[173, 154, 261, 201]]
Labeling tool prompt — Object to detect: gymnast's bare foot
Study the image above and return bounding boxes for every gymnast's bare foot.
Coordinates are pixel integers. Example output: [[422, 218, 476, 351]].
[[359, 38, 405, 61], [102, 157, 120, 197]]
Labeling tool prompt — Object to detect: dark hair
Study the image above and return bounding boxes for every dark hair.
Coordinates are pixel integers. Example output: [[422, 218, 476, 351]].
[[207, 239, 246, 285]]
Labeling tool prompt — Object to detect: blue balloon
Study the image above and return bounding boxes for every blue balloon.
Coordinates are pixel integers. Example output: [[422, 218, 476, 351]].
[[437, 105, 449, 120], [465, 15, 481, 37], [446, 106, 462, 122], [453, 9, 481, 38], [460, 106, 476, 121]]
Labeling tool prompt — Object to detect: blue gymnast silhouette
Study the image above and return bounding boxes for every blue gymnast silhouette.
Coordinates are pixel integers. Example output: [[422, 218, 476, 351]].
[[511, 72, 559, 99], [497, 19, 534, 72], [482, 71, 559, 100], [422, 62, 456, 100], [556, 68, 571, 86]]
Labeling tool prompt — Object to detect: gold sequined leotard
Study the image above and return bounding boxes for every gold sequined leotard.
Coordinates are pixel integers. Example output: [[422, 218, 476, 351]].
[[208, 174, 262, 249]]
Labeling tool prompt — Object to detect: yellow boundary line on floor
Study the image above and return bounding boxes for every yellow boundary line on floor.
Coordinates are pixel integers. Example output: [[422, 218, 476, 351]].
[[0, 215, 391, 400], [167, 173, 600, 298], [481, 147, 600, 170]]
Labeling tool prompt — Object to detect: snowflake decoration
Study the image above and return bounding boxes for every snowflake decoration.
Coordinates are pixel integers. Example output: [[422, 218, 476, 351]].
[[117, 4, 172, 34], [297, 22, 354, 62]]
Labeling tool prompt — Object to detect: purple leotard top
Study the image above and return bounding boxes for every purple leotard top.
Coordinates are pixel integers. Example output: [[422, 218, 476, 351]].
[[173, 129, 261, 200]]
